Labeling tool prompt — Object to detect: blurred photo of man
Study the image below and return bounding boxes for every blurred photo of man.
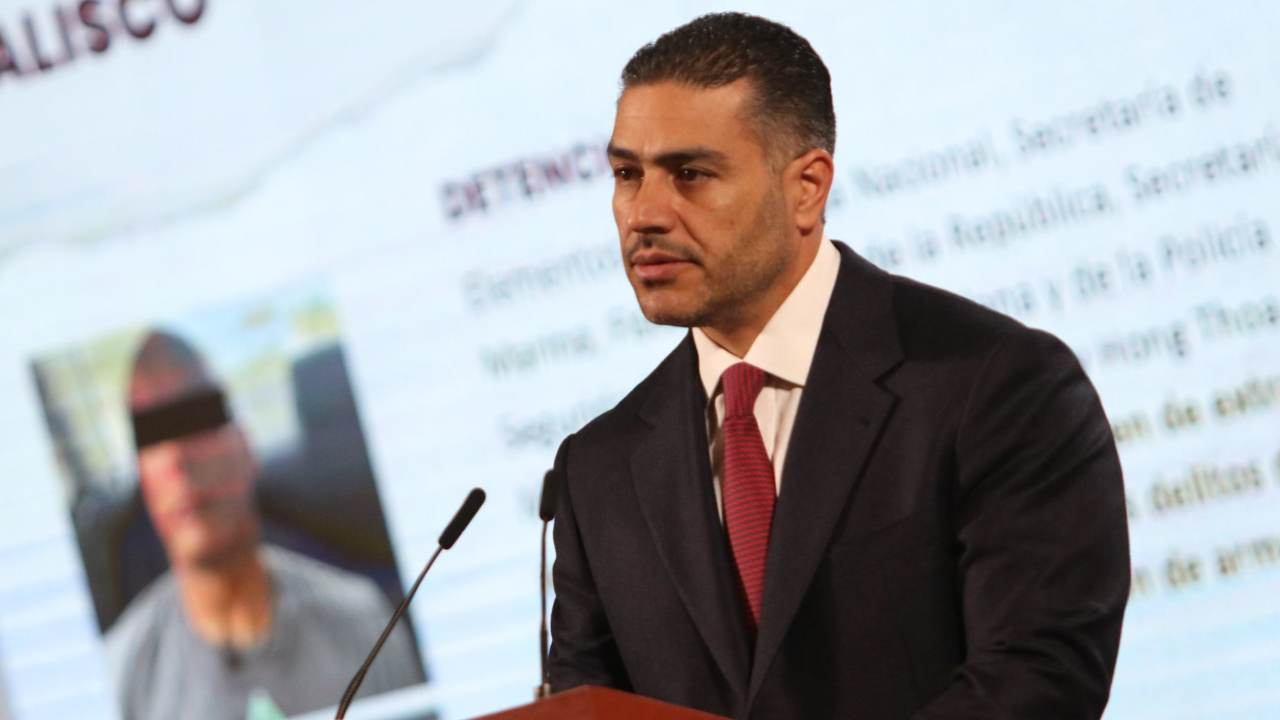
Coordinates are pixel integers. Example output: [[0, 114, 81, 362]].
[[107, 330, 421, 720]]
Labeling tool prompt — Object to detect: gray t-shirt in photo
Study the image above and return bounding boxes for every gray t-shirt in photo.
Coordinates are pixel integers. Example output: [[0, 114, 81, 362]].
[[106, 545, 423, 720]]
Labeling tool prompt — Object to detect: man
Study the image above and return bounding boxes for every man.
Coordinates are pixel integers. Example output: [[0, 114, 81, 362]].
[[548, 13, 1129, 720], [107, 330, 421, 720]]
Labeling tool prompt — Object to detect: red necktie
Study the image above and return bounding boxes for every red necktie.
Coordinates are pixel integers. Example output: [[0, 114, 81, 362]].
[[720, 362, 776, 633]]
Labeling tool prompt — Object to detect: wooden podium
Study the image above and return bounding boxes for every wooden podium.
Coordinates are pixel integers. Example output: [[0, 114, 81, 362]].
[[470, 686, 729, 720]]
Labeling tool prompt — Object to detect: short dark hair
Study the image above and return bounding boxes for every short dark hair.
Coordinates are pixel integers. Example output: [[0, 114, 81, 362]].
[[129, 330, 215, 399], [621, 12, 836, 161]]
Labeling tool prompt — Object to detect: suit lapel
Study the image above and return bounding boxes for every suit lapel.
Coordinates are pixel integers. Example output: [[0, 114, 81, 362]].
[[747, 244, 904, 706], [631, 335, 752, 701]]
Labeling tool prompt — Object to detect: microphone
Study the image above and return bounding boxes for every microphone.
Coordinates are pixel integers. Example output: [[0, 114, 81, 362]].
[[442, 488, 487, 549], [538, 468, 559, 524], [535, 469, 559, 699], [335, 488, 486, 719]]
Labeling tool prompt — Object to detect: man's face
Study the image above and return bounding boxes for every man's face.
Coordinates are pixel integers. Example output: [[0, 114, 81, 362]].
[[132, 368, 258, 571], [609, 79, 795, 329]]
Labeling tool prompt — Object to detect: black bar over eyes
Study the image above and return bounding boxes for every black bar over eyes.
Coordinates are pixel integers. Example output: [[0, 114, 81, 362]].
[[131, 388, 231, 449]]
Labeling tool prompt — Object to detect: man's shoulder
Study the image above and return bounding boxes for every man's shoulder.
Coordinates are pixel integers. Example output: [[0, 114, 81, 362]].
[[828, 242, 1056, 363], [264, 545, 390, 619], [265, 545, 425, 690], [108, 568, 180, 632], [103, 570, 180, 690], [823, 242, 1085, 394], [889, 270, 1078, 366], [838, 260, 1084, 405], [888, 271, 1025, 349]]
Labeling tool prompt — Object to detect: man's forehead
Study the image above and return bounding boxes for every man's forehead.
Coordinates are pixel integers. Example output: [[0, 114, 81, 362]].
[[129, 365, 211, 410], [610, 79, 759, 156]]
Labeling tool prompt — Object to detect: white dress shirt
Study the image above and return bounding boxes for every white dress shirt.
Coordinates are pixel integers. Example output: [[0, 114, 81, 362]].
[[692, 237, 842, 518]]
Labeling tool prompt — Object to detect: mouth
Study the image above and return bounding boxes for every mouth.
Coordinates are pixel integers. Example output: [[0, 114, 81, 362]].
[[165, 489, 240, 526], [630, 249, 696, 282], [166, 498, 213, 526]]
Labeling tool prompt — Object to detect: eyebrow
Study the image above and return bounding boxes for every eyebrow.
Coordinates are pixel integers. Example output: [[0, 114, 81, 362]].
[[606, 144, 729, 167]]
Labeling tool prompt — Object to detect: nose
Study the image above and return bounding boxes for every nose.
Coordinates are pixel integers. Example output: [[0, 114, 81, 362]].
[[173, 440, 202, 477], [623, 174, 677, 237], [138, 442, 196, 493]]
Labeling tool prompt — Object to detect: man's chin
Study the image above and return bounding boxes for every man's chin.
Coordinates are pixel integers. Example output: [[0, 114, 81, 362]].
[[634, 291, 711, 328], [169, 531, 255, 572], [638, 305, 705, 328]]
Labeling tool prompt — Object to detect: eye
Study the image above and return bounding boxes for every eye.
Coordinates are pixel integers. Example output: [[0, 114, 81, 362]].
[[676, 167, 708, 183], [613, 165, 638, 182]]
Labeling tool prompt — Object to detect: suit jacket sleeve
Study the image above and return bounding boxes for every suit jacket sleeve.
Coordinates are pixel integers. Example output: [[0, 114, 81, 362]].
[[546, 433, 632, 692], [913, 329, 1130, 720]]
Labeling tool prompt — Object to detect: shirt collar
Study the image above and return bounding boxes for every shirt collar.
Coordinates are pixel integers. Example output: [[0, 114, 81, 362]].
[[692, 236, 841, 397]]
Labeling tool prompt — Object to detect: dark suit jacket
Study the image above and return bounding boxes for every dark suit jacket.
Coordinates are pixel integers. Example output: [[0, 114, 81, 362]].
[[549, 242, 1130, 719]]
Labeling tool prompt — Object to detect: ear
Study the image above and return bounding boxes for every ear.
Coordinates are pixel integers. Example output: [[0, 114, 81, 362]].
[[785, 148, 834, 234]]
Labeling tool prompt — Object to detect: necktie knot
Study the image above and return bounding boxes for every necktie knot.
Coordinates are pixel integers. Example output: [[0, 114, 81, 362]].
[[722, 362, 766, 419]]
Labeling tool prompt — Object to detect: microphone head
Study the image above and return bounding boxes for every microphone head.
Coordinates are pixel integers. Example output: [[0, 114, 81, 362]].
[[439, 488, 485, 549], [538, 469, 559, 522]]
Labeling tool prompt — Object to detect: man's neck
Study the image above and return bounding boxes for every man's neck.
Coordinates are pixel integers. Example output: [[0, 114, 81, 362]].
[[174, 549, 273, 650], [701, 229, 823, 357]]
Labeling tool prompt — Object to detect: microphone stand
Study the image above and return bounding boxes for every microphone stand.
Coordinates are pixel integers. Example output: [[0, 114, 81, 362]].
[[336, 546, 442, 718], [335, 488, 485, 719], [535, 516, 552, 699], [534, 469, 558, 700]]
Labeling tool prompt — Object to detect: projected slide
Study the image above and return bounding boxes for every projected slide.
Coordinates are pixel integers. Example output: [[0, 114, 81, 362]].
[[0, 1, 1277, 718]]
